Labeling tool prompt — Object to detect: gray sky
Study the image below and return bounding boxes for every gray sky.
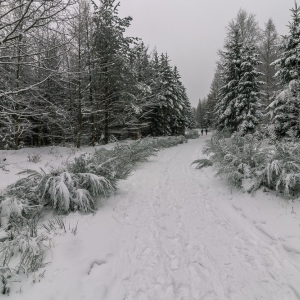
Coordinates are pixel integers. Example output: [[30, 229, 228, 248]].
[[118, 0, 295, 107]]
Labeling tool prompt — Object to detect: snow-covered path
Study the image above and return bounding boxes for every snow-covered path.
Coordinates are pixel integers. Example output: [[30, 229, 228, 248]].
[[12, 136, 300, 300], [110, 137, 300, 300]]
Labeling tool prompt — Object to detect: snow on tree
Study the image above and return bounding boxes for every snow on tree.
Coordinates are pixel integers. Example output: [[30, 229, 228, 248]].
[[258, 19, 281, 106], [148, 53, 194, 136], [235, 45, 263, 133], [216, 29, 243, 132], [227, 9, 261, 48], [273, 3, 300, 85], [268, 2, 300, 137], [216, 29, 263, 133], [268, 80, 300, 138]]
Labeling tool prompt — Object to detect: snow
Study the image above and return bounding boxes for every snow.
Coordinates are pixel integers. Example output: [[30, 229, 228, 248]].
[[1, 136, 300, 299]]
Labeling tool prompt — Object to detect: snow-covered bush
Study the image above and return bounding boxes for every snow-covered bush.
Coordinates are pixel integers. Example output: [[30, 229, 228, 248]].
[[5, 169, 114, 214], [27, 153, 41, 163], [68, 136, 186, 190], [192, 159, 213, 169], [199, 132, 266, 189], [196, 131, 300, 196], [0, 198, 24, 228], [185, 129, 200, 139], [153, 136, 187, 149], [255, 142, 300, 195], [3, 136, 186, 217], [0, 218, 49, 294], [0, 268, 20, 295]]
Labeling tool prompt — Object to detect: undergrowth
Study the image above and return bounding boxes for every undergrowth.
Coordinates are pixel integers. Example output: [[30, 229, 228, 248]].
[[194, 131, 300, 196], [0, 135, 187, 294], [185, 129, 200, 139]]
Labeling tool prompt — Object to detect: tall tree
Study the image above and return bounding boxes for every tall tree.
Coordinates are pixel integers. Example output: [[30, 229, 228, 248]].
[[216, 28, 263, 133], [216, 29, 243, 132], [268, 2, 300, 137], [259, 19, 280, 106], [227, 9, 261, 47], [92, 0, 136, 144], [205, 65, 222, 128]]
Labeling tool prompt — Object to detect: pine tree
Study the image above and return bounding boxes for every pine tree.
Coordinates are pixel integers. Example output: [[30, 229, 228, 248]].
[[206, 65, 222, 128], [268, 2, 300, 137], [274, 3, 300, 85], [195, 98, 207, 128], [216, 29, 243, 132], [92, 0, 136, 144], [259, 19, 280, 106], [235, 45, 263, 133], [227, 9, 261, 48], [216, 29, 263, 133]]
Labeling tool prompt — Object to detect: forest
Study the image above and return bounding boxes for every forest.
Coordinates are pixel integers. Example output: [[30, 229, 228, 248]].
[[1, 1, 300, 298], [194, 3, 300, 197], [195, 9, 286, 132], [0, 0, 195, 151]]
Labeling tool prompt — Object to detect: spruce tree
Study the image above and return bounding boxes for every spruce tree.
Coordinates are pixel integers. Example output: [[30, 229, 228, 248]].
[[274, 3, 300, 85], [216, 29, 243, 132], [259, 19, 280, 106], [268, 2, 300, 137], [92, 0, 136, 144], [216, 29, 263, 133], [235, 45, 263, 133], [206, 65, 222, 129]]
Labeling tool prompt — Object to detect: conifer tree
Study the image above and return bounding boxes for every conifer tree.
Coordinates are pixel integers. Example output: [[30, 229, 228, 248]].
[[216, 29, 243, 132], [216, 29, 263, 133], [259, 19, 280, 106], [235, 45, 263, 133], [268, 2, 300, 137], [92, 0, 136, 144], [195, 98, 207, 128], [206, 65, 222, 128], [274, 3, 300, 85]]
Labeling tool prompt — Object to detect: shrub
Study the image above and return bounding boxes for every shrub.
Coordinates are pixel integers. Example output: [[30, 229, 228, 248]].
[[4, 136, 187, 216], [27, 153, 41, 163], [0, 135, 187, 293], [185, 129, 200, 139], [0, 218, 48, 283], [195, 131, 300, 196], [5, 169, 114, 214]]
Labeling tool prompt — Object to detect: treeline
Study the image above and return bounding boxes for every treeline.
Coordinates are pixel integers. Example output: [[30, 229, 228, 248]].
[[0, 0, 195, 150], [194, 3, 300, 197], [195, 8, 285, 133]]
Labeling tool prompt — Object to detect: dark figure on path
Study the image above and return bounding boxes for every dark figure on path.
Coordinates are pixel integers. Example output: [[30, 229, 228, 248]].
[[201, 129, 203, 135], [205, 128, 208, 135]]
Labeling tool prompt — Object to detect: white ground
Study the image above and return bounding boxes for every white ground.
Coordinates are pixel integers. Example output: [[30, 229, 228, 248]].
[[1, 135, 300, 299]]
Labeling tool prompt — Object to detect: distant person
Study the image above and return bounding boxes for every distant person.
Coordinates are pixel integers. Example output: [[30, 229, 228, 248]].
[[205, 128, 208, 135], [201, 129, 203, 135]]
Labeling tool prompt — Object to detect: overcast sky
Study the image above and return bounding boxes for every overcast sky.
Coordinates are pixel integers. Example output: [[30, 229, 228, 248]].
[[118, 0, 295, 107]]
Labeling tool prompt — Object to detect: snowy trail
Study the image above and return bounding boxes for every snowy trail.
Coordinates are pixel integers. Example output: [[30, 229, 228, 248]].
[[12, 136, 300, 300], [110, 136, 300, 300]]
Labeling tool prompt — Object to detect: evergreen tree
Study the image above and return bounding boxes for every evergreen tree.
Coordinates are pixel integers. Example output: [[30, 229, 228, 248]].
[[206, 65, 222, 128], [259, 19, 280, 106], [273, 3, 300, 85], [216, 29, 243, 132], [268, 81, 300, 138], [92, 0, 136, 144], [216, 29, 263, 133], [227, 9, 261, 48], [268, 2, 300, 137], [195, 98, 208, 128], [235, 45, 263, 133]]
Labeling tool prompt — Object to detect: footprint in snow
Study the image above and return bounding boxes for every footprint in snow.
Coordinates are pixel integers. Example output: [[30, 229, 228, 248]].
[[170, 256, 180, 271]]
